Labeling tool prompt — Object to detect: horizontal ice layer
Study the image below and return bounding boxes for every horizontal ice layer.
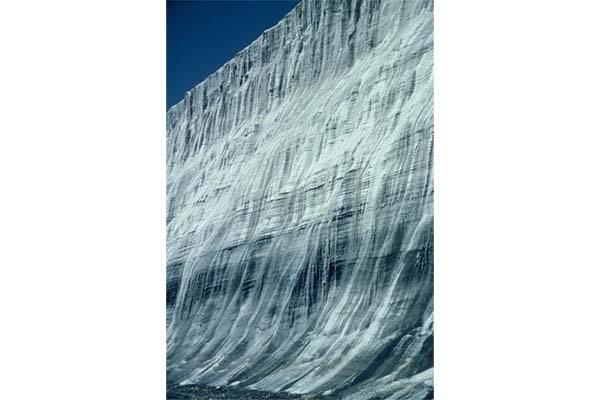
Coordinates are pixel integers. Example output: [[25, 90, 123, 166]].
[[166, 0, 433, 399]]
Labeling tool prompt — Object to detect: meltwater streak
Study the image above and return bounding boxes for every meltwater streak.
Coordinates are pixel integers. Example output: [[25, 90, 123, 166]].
[[167, 1, 433, 399]]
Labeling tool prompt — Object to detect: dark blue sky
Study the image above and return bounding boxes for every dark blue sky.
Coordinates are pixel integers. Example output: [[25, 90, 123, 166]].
[[167, 0, 301, 109]]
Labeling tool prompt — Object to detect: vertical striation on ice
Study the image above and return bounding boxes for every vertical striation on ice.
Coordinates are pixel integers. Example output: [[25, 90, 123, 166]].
[[166, 0, 433, 399]]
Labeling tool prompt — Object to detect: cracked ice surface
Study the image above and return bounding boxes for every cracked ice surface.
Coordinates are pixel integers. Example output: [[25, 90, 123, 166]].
[[167, 0, 433, 399]]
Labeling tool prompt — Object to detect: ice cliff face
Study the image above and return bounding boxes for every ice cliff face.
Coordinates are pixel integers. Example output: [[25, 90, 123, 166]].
[[166, 0, 433, 399]]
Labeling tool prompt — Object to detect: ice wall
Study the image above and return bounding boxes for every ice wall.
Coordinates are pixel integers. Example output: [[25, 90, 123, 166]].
[[167, 0, 433, 398]]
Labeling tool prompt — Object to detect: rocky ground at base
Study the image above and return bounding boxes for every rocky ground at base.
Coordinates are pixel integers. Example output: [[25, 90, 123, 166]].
[[167, 384, 332, 400]]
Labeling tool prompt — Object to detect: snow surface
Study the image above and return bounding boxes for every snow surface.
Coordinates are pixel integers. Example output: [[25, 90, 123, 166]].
[[167, 0, 433, 399]]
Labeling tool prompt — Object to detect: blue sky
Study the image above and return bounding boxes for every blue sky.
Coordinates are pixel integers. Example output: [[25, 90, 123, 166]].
[[167, 0, 301, 109]]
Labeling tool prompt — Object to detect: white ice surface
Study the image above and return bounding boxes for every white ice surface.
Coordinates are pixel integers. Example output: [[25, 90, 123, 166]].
[[167, 1, 433, 399]]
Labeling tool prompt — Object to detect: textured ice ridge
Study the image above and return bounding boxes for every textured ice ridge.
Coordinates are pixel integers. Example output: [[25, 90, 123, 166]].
[[167, 0, 433, 399]]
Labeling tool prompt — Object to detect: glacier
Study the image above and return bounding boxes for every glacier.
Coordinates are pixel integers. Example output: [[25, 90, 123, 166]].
[[166, 0, 433, 399]]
